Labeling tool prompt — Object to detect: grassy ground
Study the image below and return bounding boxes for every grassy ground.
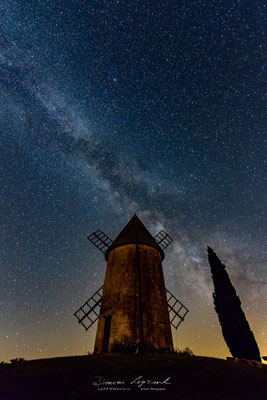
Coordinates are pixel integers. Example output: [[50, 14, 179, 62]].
[[0, 353, 266, 400]]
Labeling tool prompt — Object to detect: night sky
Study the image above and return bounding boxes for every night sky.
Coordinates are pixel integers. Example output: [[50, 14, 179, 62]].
[[1, 0, 266, 362]]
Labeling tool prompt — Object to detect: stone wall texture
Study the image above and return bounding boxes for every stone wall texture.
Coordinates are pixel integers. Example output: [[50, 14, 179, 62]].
[[94, 244, 173, 353]]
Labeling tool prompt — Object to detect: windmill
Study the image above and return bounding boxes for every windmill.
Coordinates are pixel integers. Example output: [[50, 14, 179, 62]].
[[74, 214, 189, 353]]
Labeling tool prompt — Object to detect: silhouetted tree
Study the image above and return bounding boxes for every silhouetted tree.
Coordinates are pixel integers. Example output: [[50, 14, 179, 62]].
[[207, 246, 261, 362]]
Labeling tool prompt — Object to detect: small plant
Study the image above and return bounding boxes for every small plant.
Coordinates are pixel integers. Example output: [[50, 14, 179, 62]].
[[175, 347, 194, 356], [182, 347, 194, 356], [10, 358, 26, 364]]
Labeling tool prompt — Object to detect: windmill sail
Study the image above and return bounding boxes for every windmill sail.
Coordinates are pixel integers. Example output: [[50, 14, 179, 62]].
[[154, 230, 173, 250], [87, 230, 113, 253], [166, 288, 189, 329], [74, 286, 103, 331]]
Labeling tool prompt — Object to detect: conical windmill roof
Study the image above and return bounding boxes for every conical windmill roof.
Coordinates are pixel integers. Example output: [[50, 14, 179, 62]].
[[105, 214, 164, 260]]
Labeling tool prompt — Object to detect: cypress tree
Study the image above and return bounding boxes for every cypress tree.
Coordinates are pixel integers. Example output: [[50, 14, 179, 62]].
[[207, 246, 261, 362]]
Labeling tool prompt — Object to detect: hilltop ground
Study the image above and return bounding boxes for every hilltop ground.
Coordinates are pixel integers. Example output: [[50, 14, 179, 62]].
[[0, 353, 266, 400]]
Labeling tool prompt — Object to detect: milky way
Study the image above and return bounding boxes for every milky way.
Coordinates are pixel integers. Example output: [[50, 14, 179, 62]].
[[0, 1, 266, 361]]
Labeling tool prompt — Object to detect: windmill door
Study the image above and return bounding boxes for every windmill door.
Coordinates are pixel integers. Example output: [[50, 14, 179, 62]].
[[102, 316, 112, 353]]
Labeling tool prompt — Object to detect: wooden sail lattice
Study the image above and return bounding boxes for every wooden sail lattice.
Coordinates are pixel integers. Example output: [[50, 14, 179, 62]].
[[154, 230, 173, 250], [166, 288, 189, 329], [87, 230, 113, 253], [74, 286, 103, 331]]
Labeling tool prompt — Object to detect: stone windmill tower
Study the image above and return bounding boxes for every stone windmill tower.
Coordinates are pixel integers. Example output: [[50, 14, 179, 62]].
[[74, 214, 189, 354]]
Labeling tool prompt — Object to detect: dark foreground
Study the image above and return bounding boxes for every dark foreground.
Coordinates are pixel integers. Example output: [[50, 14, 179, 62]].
[[0, 353, 266, 400]]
